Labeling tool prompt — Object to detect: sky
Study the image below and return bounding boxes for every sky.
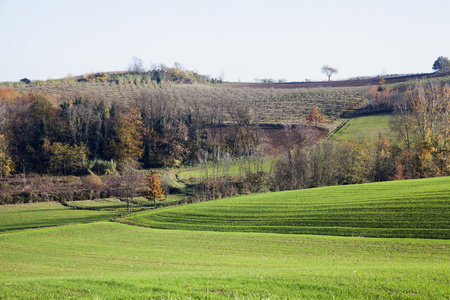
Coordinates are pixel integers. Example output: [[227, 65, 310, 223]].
[[0, 0, 449, 83]]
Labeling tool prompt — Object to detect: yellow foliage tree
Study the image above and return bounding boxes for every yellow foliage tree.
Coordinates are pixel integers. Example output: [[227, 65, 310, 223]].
[[145, 172, 165, 209], [110, 104, 145, 162], [47, 142, 89, 175], [0, 134, 14, 178]]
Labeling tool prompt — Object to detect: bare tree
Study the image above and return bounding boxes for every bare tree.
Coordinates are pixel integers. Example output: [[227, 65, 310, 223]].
[[128, 56, 146, 74], [322, 65, 338, 81], [114, 158, 145, 214]]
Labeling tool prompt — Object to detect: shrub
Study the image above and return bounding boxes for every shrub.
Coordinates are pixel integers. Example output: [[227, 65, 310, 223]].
[[20, 78, 31, 84], [88, 159, 117, 175]]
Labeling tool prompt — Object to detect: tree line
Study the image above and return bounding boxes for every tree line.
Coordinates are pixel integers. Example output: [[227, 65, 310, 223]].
[[0, 86, 261, 177], [190, 81, 450, 200], [272, 82, 450, 191], [1, 80, 450, 203]]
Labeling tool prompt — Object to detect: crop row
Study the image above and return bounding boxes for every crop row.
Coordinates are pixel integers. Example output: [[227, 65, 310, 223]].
[[8, 81, 368, 124], [121, 176, 450, 239]]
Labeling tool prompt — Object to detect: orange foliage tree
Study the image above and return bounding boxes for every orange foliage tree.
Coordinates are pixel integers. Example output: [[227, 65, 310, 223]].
[[0, 87, 20, 103], [145, 172, 165, 209], [306, 106, 325, 125]]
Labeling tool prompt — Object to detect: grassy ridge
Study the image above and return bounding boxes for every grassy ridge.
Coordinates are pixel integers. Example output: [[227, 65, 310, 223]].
[[0, 222, 448, 299], [0, 202, 118, 232], [330, 113, 393, 140], [121, 177, 450, 239]]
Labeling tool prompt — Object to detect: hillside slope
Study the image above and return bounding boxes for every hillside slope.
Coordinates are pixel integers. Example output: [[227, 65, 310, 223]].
[[329, 113, 394, 140], [121, 176, 450, 239], [233, 70, 450, 89]]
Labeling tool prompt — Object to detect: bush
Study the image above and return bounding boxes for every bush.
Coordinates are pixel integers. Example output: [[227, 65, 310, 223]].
[[88, 159, 117, 175]]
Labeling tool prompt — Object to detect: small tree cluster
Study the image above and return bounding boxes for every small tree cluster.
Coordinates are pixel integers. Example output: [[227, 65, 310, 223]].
[[46, 142, 89, 175]]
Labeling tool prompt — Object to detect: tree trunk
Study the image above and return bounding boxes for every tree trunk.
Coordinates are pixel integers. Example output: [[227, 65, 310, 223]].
[[127, 198, 132, 214]]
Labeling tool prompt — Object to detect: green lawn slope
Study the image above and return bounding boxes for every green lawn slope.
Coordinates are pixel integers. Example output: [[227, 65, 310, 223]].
[[0, 202, 118, 232], [121, 177, 450, 239], [331, 113, 393, 140], [0, 222, 448, 299]]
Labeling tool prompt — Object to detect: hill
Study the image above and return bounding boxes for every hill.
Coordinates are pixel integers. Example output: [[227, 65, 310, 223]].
[[120, 176, 450, 239], [4, 71, 449, 127], [0, 176, 449, 299], [4, 80, 368, 124]]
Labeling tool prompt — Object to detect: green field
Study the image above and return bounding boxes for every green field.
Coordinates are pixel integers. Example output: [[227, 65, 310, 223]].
[[0, 177, 449, 299], [122, 177, 450, 239], [0, 222, 448, 299], [331, 113, 393, 140], [65, 198, 134, 210], [176, 158, 272, 182], [0, 202, 117, 232]]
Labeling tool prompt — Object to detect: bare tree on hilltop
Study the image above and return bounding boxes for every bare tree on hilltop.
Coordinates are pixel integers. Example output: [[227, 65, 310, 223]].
[[128, 56, 146, 74], [322, 65, 338, 81]]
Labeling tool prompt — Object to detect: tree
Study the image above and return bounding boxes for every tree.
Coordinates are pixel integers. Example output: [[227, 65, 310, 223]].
[[136, 89, 189, 167], [109, 103, 145, 162], [128, 56, 145, 74], [82, 169, 104, 199], [306, 106, 325, 125], [322, 65, 338, 81], [432, 56, 450, 72], [145, 172, 165, 209], [115, 158, 145, 214], [0, 87, 20, 132], [0, 134, 14, 178], [392, 82, 450, 177], [47, 142, 89, 175], [8, 92, 57, 172], [61, 98, 95, 147]]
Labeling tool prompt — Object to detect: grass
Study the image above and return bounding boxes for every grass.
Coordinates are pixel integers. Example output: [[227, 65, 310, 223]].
[[1, 175, 449, 298], [0, 222, 448, 299], [0, 202, 118, 232], [65, 198, 147, 211], [65, 196, 191, 212], [121, 176, 450, 239], [177, 158, 272, 182], [330, 113, 394, 140]]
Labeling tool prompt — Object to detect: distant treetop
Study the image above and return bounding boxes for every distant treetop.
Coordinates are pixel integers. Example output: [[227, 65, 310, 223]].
[[432, 56, 450, 72]]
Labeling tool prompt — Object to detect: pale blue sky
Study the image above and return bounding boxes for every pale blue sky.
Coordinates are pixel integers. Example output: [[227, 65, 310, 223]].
[[1, 0, 449, 82]]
